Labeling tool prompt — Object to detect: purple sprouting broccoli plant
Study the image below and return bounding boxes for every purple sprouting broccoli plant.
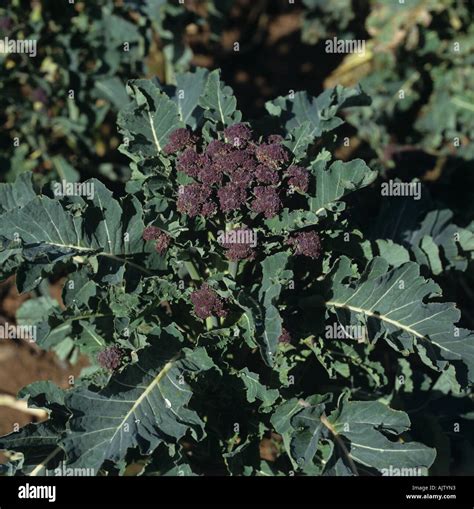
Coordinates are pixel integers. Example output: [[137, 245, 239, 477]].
[[3, 71, 465, 479]]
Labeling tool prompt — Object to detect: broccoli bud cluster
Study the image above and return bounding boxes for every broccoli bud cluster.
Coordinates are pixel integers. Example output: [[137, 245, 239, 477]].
[[97, 346, 123, 371], [190, 284, 228, 320], [166, 124, 310, 220], [142, 226, 171, 254]]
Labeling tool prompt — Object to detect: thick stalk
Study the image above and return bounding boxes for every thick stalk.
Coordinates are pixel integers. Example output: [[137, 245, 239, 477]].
[[184, 260, 200, 281], [228, 260, 239, 279], [206, 316, 218, 331]]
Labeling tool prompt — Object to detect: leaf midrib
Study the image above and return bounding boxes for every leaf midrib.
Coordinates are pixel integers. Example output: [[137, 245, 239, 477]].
[[29, 354, 181, 476], [325, 300, 452, 354]]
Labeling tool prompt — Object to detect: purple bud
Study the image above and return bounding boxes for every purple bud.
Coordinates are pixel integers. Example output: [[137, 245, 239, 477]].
[[278, 328, 292, 344], [0, 17, 12, 33], [143, 225, 161, 241], [177, 148, 202, 178], [177, 184, 215, 217], [255, 164, 279, 185], [286, 165, 309, 193], [97, 347, 123, 371], [176, 148, 208, 178], [219, 228, 256, 261], [190, 284, 228, 320], [224, 123, 253, 148], [287, 231, 321, 259], [206, 139, 231, 158], [267, 134, 284, 144], [217, 183, 247, 213], [155, 231, 171, 254], [225, 149, 257, 177], [164, 128, 197, 154], [231, 168, 254, 187], [251, 186, 281, 218], [198, 158, 223, 186], [255, 143, 289, 169], [31, 88, 48, 105], [143, 226, 171, 254]]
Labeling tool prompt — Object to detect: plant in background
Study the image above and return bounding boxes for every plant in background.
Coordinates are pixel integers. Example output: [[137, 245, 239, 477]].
[[325, 0, 474, 161], [0, 69, 472, 476], [0, 0, 153, 186]]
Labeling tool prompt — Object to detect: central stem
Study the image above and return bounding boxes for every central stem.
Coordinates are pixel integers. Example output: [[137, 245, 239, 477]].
[[206, 316, 218, 331], [184, 260, 200, 281], [229, 260, 239, 278]]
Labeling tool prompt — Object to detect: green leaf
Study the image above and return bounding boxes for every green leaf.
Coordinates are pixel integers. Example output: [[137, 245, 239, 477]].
[[309, 159, 377, 213], [289, 405, 325, 469], [0, 175, 149, 288], [266, 85, 370, 146], [238, 368, 279, 411], [257, 252, 292, 366], [199, 69, 242, 128], [0, 173, 36, 214], [61, 343, 213, 470], [118, 79, 184, 161], [173, 69, 209, 128], [0, 422, 65, 476], [324, 256, 474, 384], [328, 400, 436, 474], [94, 76, 130, 110], [265, 209, 320, 234]]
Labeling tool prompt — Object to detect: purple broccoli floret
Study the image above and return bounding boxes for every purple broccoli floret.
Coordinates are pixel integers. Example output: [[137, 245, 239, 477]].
[[155, 231, 171, 254], [164, 128, 197, 154], [177, 148, 203, 178], [143, 226, 171, 254], [219, 228, 256, 261], [267, 134, 284, 144], [97, 347, 123, 371], [251, 186, 281, 218], [190, 284, 228, 320], [255, 143, 289, 168], [286, 165, 309, 193], [224, 123, 253, 148], [0, 17, 12, 33], [206, 140, 232, 158], [198, 158, 223, 186], [177, 184, 215, 217], [224, 149, 257, 177], [217, 183, 247, 213], [143, 225, 161, 241], [287, 231, 321, 259], [230, 168, 254, 187], [278, 328, 292, 344], [255, 164, 279, 185], [31, 88, 48, 105]]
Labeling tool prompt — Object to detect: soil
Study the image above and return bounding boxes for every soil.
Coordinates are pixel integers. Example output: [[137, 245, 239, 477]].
[[0, 278, 87, 463]]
